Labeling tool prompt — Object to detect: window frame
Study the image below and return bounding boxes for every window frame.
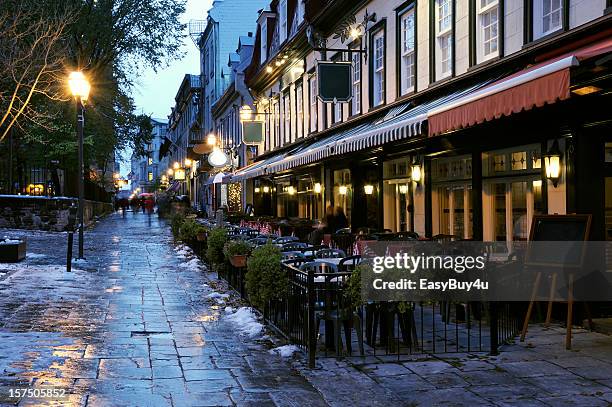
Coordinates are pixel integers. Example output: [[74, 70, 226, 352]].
[[396, 2, 417, 98], [260, 19, 268, 64], [430, 0, 455, 82], [309, 72, 318, 133], [350, 43, 362, 116], [368, 21, 387, 110], [279, 0, 288, 44], [295, 82, 304, 139], [524, 0, 569, 44], [272, 98, 280, 149], [283, 91, 291, 144]]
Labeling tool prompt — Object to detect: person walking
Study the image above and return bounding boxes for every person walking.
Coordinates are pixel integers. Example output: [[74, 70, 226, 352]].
[[333, 206, 348, 233]]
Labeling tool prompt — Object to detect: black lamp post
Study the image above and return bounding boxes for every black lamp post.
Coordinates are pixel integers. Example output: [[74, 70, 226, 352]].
[[68, 71, 91, 259]]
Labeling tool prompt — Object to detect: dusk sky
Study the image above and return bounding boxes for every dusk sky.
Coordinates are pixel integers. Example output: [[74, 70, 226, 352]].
[[121, 0, 213, 174]]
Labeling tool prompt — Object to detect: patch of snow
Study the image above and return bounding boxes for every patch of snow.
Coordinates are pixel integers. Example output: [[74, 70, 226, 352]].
[[224, 306, 235, 313], [179, 258, 202, 271], [26, 253, 47, 259], [224, 307, 264, 338], [175, 245, 193, 258], [206, 292, 229, 299], [0, 239, 22, 245], [72, 258, 87, 264], [269, 345, 300, 358]]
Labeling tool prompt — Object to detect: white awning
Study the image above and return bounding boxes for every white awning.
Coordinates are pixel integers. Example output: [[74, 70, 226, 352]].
[[213, 172, 225, 184]]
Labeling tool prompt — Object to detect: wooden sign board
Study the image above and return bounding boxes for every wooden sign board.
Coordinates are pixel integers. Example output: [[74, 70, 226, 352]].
[[242, 121, 264, 145], [317, 61, 352, 103], [526, 214, 592, 268]]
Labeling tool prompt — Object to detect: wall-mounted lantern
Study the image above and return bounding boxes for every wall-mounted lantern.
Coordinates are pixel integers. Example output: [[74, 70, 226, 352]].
[[411, 157, 422, 185], [544, 139, 562, 188]]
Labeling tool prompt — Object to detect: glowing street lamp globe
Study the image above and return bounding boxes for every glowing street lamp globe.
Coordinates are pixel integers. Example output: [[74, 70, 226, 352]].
[[208, 147, 228, 168], [68, 71, 90, 101]]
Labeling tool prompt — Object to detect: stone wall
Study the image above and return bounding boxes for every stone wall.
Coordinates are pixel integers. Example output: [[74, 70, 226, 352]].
[[0, 196, 113, 232]]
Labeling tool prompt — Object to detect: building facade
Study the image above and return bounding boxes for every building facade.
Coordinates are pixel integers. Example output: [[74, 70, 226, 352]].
[[167, 74, 202, 201], [208, 33, 259, 215], [130, 118, 169, 194], [224, 0, 611, 241]]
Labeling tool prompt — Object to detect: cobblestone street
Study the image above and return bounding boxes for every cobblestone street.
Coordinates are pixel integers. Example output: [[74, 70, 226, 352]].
[[2, 213, 612, 406], [0, 212, 327, 406]]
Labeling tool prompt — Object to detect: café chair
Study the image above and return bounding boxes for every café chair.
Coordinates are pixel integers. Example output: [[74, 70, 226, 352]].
[[315, 248, 346, 259]]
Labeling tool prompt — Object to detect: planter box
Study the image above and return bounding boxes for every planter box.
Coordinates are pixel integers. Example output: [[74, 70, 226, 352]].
[[0, 240, 26, 263], [229, 254, 248, 268]]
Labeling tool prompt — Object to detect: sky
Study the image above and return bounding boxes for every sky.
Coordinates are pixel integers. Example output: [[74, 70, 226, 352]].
[[120, 0, 213, 176]]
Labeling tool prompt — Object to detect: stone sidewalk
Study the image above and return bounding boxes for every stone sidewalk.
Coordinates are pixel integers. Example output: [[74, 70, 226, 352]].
[[0, 212, 326, 406], [1, 212, 612, 406]]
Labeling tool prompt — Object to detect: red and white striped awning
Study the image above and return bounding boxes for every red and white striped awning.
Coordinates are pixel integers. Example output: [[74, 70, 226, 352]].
[[428, 36, 612, 136]]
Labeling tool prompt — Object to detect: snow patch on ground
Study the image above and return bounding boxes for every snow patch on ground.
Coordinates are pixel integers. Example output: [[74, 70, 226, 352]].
[[0, 239, 22, 245], [269, 345, 300, 358], [179, 258, 202, 271], [26, 253, 47, 259], [72, 258, 88, 265], [0, 264, 86, 281], [206, 292, 229, 299], [175, 245, 193, 258], [224, 307, 264, 338]]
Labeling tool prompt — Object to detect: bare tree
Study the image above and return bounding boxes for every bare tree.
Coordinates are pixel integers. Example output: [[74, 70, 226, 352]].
[[0, 2, 72, 142]]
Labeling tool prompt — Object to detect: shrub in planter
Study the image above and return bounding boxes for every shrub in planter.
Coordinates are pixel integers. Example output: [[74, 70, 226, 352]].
[[246, 243, 286, 310], [170, 213, 185, 238], [206, 227, 228, 268], [345, 263, 367, 309], [223, 240, 252, 267], [179, 219, 205, 244]]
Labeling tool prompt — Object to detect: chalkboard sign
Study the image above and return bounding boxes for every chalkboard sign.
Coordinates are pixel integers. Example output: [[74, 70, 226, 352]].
[[526, 214, 591, 267]]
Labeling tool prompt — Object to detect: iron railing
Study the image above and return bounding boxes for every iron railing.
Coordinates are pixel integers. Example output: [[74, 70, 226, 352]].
[[220, 260, 522, 368]]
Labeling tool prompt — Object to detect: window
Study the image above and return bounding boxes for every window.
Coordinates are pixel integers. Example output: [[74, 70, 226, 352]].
[[476, 0, 499, 63], [482, 145, 544, 241], [533, 0, 563, 39], [351, 50, 361, 115], [309, 74, 318, 132], [372, 30, 385, 107], [148, 157, 153, 165], [296, 84, 304, 139], [432, 156, 473, 239], [332, 54, 343, 123], [279, 0, 288, 43], [273, 99, 280, 148], [399, 8, 416, 95], [260, 20, 267, 64], [435, 0, 453, 80], [283, 92, 291, 143], [148, 172, 153, 182], [296, 0, 305, 25]]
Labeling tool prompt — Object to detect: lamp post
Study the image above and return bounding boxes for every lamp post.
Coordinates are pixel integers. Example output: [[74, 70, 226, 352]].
[[68, 71, 91, 259]]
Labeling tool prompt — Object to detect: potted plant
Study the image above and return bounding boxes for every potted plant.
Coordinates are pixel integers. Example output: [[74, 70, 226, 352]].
[[224, 240, 252, 268], [245, 243, 285, 310], [196, 230, 206, 242], [178, 218, 202, 244], [206, 227, 228, 270], [170, 212, 185, 238]]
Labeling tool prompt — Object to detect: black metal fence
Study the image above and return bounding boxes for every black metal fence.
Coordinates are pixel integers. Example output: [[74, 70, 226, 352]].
[[219, 259, 522, 368]]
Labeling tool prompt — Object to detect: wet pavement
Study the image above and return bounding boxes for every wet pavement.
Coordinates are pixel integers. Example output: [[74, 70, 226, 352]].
[[2, 212, 612, 406], [0, 212, 327, 406]]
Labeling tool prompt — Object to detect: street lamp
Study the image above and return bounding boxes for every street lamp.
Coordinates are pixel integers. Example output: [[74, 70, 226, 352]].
[[68, 71, 90, 259], [206, 133, 217, 147], [239, 105, 254, 122]]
